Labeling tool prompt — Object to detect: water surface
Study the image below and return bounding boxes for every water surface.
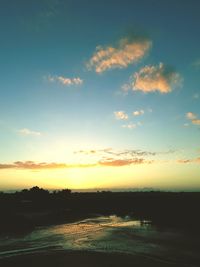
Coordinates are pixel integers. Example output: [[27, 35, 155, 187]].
[[0, 215, 199, 266]]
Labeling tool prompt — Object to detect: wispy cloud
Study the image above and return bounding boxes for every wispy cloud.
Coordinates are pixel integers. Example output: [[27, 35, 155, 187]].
[[122, 123, 137, 129], [130, 63, 182, 93], [192, 120, 200, 125], [75, 148, 157, 158], [47, 75, 83, 86], [88, 37, 152, 73], [0, 158, 152, 170], [114, 111, 128, 120], [0, 148, 175, 170], [121, 83, 131, 95], [177, 158, 200, 164], [18, 128, 41, 136], [0, 161, 97, 170], [74, 148, 112, 155], [75, 148, 155, 166], [186, 112, 197, 120], [133, 109, 144, 116], [99, 158, 152, 167], [74, 148, 155, 167], [186, 112, 200, 125]]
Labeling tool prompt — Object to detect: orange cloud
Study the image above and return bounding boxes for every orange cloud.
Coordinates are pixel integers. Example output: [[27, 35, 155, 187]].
[[99, 158, 152, 166], [192, 119, 200, 125], [177, 159, 191, 164], [186, 112, 197, 120], [186, 112, 200, 125], [0, 159, 151, 170], [0, 148, 173, 171], [0, 161, 96, 170], [88, 37, 152, 73], [133, 63, 181, 93]]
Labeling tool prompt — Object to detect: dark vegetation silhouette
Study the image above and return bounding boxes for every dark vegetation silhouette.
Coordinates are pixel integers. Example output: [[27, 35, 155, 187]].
[[0, 186, 200, 234]]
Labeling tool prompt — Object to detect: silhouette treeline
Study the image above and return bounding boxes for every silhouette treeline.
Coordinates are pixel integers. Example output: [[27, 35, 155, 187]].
[[0, 186, 200, 234]]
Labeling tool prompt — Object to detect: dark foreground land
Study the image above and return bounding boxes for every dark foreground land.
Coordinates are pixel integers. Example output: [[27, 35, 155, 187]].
[[1, 187, 200, 233], [0, 250, 185, 267], [1, 187, 200, 267]]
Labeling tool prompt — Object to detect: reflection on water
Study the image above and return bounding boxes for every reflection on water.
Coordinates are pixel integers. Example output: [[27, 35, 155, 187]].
[[0, 216, 146, 256], [0, 215, 199, 266]]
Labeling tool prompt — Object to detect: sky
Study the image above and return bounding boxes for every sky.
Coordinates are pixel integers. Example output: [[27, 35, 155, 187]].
[[0, 0, 200, 191]]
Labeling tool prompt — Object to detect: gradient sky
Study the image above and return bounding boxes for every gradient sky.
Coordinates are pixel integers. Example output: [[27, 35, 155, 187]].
[[0, 0, 200, 191]]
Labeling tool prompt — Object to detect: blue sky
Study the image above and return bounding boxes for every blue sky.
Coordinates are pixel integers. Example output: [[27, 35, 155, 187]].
[[0, 0, 200, 190]]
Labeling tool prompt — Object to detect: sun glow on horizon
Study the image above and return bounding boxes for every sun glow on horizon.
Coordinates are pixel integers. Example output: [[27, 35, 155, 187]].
[[0, 160, 199, 191], [0, 1, 200, 191]]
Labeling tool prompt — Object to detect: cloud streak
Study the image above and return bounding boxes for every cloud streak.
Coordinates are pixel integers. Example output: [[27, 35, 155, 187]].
[[18, 128, 41, 136], [122, 123, 137, 129], [75, 148, 157, 158], [99, 158, 152, 167], [47, 75, 83, 86], [0, 157, 152, 170], [0, 148, 175, 170], [0, 161, 97, 170], [178, 158, 200, 164], [132, 63, 181, 93], [88, 37, 152, 73]]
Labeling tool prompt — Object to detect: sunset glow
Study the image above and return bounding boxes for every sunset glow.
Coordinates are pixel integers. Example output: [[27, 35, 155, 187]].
[[0, 0, 200, 191]]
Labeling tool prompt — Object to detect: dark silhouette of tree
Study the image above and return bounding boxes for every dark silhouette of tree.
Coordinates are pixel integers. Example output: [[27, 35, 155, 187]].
[[57, 189, 71, 196], [1, 186, 200, 234]]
